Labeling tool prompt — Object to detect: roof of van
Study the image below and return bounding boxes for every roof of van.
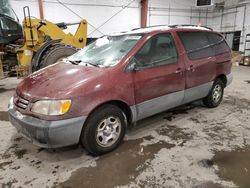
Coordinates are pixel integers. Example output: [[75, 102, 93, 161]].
[[111, 25, 213, 36]]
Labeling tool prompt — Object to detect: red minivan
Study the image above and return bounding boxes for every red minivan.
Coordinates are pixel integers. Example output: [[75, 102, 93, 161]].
[[8, 25, 232, 155]]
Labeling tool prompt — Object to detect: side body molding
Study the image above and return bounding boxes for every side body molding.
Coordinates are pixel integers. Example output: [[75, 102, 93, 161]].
[[129, 81, 214, 123]]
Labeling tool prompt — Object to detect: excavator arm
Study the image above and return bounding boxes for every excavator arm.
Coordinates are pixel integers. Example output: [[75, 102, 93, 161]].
[[16, 6, 87, 71]]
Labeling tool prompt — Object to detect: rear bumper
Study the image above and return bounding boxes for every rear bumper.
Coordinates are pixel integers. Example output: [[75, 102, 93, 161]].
[[226, 73, 233, 87], [8, 108, 86, 148]]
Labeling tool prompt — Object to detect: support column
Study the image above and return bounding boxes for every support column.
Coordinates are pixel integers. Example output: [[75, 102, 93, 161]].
[[141, 0, 148, 28], [38, 0, 44, 19]]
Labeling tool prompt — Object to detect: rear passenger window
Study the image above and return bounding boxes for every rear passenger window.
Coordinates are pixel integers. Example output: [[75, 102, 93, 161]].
[[134, 33, 178, 68], [178, 32, 213, 60], [207, 33, 229, 55]]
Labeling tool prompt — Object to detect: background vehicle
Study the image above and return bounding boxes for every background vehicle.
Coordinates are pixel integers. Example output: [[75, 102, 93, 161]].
[[0, 8, 23, 45], [18, 6, 87, 72], [0, 1, 87, 75], [0, 0, 23, 76]]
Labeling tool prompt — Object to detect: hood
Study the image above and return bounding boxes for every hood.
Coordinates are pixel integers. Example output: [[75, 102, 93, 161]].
[[16, 62, 108, 101]]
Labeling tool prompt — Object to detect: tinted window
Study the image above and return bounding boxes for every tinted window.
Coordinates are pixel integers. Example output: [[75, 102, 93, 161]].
[[0, 17, 18, 30], [178, 31, 213, 60], [134, 33, 178, 68], [207, 33, 229, 55]]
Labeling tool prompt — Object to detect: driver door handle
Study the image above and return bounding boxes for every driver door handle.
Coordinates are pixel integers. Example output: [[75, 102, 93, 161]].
[[175, 68, 183, 75]]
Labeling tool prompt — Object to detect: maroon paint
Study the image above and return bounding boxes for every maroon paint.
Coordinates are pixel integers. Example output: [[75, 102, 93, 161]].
[[14, 28, 232, 121], [130, 32, 186, 104], [172, 29, 232, 89]]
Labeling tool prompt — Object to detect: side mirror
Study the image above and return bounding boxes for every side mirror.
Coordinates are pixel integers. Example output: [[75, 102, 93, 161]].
[[126, 58, 138, 72]]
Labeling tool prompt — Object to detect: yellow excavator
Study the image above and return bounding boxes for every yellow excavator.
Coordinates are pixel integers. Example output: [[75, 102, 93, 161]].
[[19, 6, 87, 72], [0, 5, 87, 75]]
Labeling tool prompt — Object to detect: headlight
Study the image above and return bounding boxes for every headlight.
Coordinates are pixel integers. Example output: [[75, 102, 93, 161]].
[[31, 100, 71, 115]]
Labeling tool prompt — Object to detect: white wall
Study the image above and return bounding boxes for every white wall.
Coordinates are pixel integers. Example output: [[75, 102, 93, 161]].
[[8, 0, 250, 51], [242, 4, 250, 52], [9, 0, 141, 37], [148, 0, 216, 27], [148, 0, 250, 51]]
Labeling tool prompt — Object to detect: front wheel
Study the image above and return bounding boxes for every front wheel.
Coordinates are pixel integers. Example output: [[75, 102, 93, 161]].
[[80, 104, 127, 156], [203, 79, 224, 108]]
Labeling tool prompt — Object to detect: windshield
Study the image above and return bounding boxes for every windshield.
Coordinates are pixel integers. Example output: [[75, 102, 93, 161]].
[[0, 0, 15, 19], [67, 34, 143, 67]]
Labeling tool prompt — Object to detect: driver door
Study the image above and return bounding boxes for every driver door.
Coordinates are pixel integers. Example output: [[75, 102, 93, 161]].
[[132, 33, 185, 120]]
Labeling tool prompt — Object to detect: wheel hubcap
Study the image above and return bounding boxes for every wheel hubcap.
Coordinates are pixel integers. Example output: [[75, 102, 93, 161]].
[[96, 116, 121, 147], [212, 84, 222, 103]]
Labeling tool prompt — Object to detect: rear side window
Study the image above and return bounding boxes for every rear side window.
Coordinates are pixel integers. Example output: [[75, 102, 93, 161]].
[[178, 31, 213, 60], [207, 33, 229, 55]]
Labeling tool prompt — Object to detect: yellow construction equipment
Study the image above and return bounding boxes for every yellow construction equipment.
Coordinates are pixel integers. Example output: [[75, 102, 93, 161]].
[[17, 6, 87, 72], [0, 5, 87, 75]]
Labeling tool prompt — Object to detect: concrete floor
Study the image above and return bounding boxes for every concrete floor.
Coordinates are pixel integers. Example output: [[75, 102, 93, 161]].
[[0, 66, 250, 188]]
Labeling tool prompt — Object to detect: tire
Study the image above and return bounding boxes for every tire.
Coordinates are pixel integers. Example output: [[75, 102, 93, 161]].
[[39, 44, 78, 69], [80, 104, 127, 156], [203, 79, 224, 108]]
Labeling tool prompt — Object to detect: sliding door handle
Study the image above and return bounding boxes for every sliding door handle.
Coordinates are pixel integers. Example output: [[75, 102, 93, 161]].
[[187, 65, 195, 72]]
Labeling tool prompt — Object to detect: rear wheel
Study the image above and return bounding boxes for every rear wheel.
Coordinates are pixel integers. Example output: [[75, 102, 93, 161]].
[[80, 104, 127, 156], [203, 79, 224, 108], [39, 44, 78, 69]]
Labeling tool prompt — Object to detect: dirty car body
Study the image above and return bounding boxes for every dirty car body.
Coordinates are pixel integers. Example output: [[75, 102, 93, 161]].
[[8, 25, 233, 154]]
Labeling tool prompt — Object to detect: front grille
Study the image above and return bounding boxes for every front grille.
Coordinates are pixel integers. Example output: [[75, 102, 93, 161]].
[[14, 95, 29, 110]]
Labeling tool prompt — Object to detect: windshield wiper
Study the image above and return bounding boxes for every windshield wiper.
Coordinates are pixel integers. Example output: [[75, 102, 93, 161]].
[[85, 62, 100, 67], [68, 60, 82, 65], [68, 59, 100, 67]]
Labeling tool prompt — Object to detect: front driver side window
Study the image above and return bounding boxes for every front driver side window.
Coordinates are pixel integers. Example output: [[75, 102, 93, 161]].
[[134, 33, 178, 68]]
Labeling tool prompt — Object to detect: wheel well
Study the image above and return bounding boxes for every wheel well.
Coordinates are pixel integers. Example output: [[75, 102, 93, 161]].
[[216, 74, 227, 87], [79, 100, 133, 144], [88, 100, 133, 125]]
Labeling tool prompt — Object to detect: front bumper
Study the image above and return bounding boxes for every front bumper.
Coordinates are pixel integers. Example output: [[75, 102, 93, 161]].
[[8, 108, 86, 148]]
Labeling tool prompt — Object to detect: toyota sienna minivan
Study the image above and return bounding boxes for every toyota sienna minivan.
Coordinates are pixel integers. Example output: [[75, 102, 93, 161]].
[[8, 25, 232, 155]]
